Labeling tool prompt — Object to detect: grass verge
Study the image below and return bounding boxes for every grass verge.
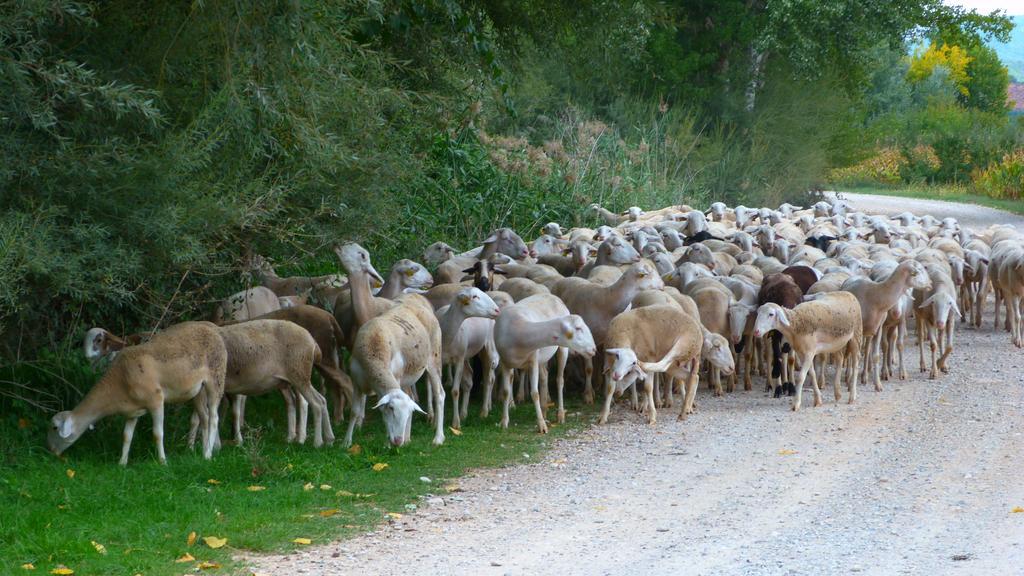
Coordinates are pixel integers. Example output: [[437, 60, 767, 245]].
[[838, 185, 1024, 216], [0, 391, 588, 575]]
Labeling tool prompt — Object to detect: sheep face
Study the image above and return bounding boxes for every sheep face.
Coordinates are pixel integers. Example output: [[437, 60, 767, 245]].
[[47, 412, 85, 456], [374, 390, 425, 447], [530, 234, 564, 258], [335, 244, 386, 286], [902, 261, 932, 290], [455, 288, 501, 319], [753, 303, 788, 338], [394, 260, 433, 290], [423, 242, 455, 267], [83, 328, 113, 363], [484, 228, 530, 260], [559, 316, 596, 357], [628, 262, 665, 291], [604, 348, 646, 391], [727, 302, 754, 345], [923, 292, 960, 330], [603, 236, 641, 264], [703, 333, 735, 375], [541, 222, 565, 237], [593, 226, 614, 241]]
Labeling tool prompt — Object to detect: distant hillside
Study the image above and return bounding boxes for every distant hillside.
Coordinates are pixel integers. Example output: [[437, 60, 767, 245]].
[[992, 15, 1024, 81]]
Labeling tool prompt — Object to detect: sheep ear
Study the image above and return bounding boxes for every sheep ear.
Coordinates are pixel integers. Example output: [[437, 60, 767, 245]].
[[412, 401, 427, 415], [462, 266, 477, 274], [492, 266, 507, 276], [53, 413, 74, 439], [459, 275, 474, 282], [372, 393, 392, 410], [483, 234, 498, 245], [777, 309, 791, 327]]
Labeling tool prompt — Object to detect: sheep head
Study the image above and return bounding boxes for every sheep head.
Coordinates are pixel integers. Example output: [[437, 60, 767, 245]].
[[483, 228, 530, 260], [703, 332, 735, 375], [602, 236, 640, 264], [753, 303, 789, 338], [47, 411, 85, 456], [423, 242, 456, 267], [393, 259, 433, 290], [334, 243, 385, 286], [454, 288, 501, 319], [604, 348, 646, 389], [555, 315, 596, 357], [373, 390, 426, 447]]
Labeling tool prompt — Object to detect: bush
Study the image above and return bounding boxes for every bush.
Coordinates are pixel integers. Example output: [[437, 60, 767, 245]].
[[973, 148, 1024, 199]]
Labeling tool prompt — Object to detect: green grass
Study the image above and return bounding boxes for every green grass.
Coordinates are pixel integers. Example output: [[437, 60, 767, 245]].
[[839, 184, 1024, 216], [0, 389, 588, 575]]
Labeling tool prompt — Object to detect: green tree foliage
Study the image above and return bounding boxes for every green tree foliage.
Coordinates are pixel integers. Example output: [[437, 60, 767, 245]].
[[964, 44, 1011, 113], [0, 0, 1016, 366]]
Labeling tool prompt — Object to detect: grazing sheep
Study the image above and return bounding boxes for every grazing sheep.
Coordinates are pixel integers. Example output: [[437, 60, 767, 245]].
[[346, 293, 445, 447], [753, 292, 862, 411], [49, 322, 226, 464]]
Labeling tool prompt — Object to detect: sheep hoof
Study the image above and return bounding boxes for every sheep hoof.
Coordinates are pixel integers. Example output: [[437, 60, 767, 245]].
[[813, 397, 822, 408], [557, 410, 566, 424], [537, 424, 549, 434], [790, 402, 800, 412], [432, 435, 444, 446]]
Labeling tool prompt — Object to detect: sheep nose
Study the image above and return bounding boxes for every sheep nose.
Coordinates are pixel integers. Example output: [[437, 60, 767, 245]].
[[390, 437, 404, 446]]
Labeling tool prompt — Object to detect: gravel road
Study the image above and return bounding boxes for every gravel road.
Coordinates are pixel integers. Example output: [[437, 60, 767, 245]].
[[252, 193, 1024, 576]]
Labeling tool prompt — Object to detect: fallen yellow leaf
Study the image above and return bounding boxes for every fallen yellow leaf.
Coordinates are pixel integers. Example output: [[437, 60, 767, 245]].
[[197, 561, 221, 570], [202, 536, 227, 549], [336, 490, 354, 497], [347, 444, 362, 456], [778, 449, 798, 456], [1012, 507, 1024, 513], [91, 541, 107, 555], [187, 531, 197, 546], [448, 427, 462, 436], [303, 482, 314, 491], [247, 485, 266, 492], [175, 553, 196, 563], [319, 509, 339, 518], [293, 538, 312, 545], [372, 463, 389, 472], [20, 564, 34, 570], [207, 479, 221, 485], [386, 512, 403, 520], [50, 568, 73, 575], [65, 469, 75, 479], [319, 484, 332, 491]]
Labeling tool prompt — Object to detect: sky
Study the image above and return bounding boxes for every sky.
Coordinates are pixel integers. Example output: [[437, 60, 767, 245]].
[[943, 0, 1022, 15]]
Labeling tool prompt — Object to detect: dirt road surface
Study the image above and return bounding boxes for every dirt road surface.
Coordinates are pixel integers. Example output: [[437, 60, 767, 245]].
[[252, 193, 1024, 576]]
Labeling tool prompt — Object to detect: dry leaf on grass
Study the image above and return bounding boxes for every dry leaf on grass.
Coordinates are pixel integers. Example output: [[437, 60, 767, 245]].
[[90, 541, 106, 555], [303, 482, 314, 491], [187, 531, 197, 546], [207, 479, 221, 485], [372, 463, 389, 472], [65, 469, 75, 479], [320, 509, 340, 518], [1012, 507, 1024, 513], [448, 427, 462, 436], [386, 512, 403, 520], [176, 553, 196, 563], [293, 538, 312, 545], [197, 561, 220, 570], [247, 485, 266, 492], [203, 536, 227, 549], [347, 444, 362, 455], [50, 568, 74, 575], [21, 564, 34, 571], [319, 484, 332, 491]]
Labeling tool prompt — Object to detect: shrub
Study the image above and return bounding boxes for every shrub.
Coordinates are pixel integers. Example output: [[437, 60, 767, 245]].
[[973, 148, 1024, 199], [828, 147, 907, 186]]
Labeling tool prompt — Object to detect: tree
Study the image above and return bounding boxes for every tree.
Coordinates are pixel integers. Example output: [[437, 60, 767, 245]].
[[907, 43, 973, 97], [963, 44, 1011, 113]]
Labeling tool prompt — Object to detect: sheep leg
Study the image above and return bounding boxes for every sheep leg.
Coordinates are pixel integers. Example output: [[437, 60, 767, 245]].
[[555, 347, 568, 424], [917, 316, 927, 373], [151, 403, 170, 464], [644, 376, 656, 425], [582, 356, 595, 405], [187, 410, 200, 450], [630, 375, 640, 409], [460, 360, 475, 422], [847, 339, 860, 404], [530, 359, 549, 434], [202, 384, 220, 460], [1012, 296, 1023, 348], [807, 357, 822, 408], [928, 326, 938, 380], [598, 373, 616, 425], [427, 364, 445, 445], [994, 288, 1003, 330], [280, 387, 298, 443], [897, 316, 907, 380], [678, 359, 700, 420], [712, 366, 724, 397], [833, 354, 845, 403], [664, 375, 675, 408], [539, 365, 551, 411], [450, 358, 465, 430], [232, 394, 245, 445], [516, 369, 526, 405], [499, 368, 514, 429], [119, 416, 139, 466], [743, 336, 753, 391], [342, 392, 365, 447], [791, 355, 813, 412], [869, 332, 882, 392]]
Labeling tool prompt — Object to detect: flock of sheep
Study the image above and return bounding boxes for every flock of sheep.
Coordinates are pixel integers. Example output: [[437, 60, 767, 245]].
[[47, 197, 1023, 465]]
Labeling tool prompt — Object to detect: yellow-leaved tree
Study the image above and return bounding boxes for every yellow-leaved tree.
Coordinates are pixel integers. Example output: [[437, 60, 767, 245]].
[[907, 43, 973, 96]]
